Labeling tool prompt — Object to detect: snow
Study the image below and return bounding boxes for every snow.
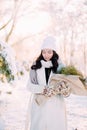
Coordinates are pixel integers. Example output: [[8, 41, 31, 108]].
[[0, 72, 87, 130], [66, 95, 87, 130]]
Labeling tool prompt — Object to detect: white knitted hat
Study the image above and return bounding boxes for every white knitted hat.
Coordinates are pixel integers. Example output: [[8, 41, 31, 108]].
[[41, 36, 57, 51]]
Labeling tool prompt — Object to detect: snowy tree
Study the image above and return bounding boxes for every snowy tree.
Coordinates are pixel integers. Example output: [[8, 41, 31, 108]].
[[0, 41, 17, 83]]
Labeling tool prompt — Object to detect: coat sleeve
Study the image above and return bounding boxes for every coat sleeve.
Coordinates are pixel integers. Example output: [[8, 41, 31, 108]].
[[27, 69, 45, 94], [57, 59, 65, 73]]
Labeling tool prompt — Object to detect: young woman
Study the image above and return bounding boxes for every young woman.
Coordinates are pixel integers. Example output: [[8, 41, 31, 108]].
[[26, 36, 67, 130]]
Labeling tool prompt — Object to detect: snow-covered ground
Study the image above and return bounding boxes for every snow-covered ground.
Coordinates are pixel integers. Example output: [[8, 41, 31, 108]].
[[66, 95, 87, 130], [0, 72, 87, 130]]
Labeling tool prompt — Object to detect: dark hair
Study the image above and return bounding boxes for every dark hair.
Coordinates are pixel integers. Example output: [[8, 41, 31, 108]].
[[31, 51, 59, 73]]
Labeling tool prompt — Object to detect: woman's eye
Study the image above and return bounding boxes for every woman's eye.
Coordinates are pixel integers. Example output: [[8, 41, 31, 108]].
[[42, 51, 46, 54]]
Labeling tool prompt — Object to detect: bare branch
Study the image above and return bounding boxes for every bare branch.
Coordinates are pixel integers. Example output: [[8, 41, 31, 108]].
[[0, 18, 12, 30], [5, 0, 24, 42]]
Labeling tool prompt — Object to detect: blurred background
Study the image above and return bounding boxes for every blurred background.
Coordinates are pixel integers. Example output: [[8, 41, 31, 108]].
[[0, 0, 87, 75], [0, 1, 87, 130]]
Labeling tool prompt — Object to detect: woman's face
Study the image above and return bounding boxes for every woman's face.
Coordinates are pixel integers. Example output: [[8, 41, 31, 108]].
[[42, 49, 53, 61]]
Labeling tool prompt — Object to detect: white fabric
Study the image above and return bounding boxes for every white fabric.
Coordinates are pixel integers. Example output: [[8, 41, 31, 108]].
[[27, 61, 67, 130], [41, 60, 53, 68], [41, 36, 57, 51]]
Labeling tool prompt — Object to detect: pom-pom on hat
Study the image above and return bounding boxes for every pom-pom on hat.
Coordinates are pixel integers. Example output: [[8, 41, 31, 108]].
[[41, 36, 57, 52]]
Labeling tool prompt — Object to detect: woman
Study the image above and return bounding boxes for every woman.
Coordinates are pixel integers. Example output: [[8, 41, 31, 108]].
[[26, 36, 67, 130]]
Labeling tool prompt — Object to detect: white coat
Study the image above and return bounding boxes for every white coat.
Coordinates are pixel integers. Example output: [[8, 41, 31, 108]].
[[27, 60, 67, 130]]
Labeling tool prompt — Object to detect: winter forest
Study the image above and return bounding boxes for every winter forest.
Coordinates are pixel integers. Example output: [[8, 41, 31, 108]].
[[0, 0, 87, 75], [0, 0, 87, 130]]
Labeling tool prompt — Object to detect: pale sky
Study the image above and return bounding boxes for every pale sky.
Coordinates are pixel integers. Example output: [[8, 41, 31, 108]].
[[15, 11, 52, 36]]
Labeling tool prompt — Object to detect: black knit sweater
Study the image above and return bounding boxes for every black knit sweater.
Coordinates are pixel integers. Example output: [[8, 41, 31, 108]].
[[45, 68, 52, 84]]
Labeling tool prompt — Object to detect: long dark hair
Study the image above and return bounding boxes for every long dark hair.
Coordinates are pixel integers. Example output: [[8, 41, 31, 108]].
[[31, 51, 59, 73]]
